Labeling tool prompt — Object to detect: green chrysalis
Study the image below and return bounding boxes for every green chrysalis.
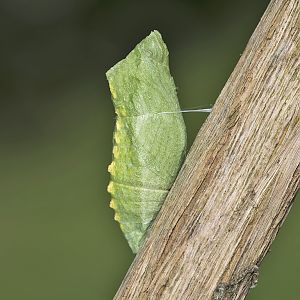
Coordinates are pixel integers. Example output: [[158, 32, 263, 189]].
[[106, 30, 186, 253]]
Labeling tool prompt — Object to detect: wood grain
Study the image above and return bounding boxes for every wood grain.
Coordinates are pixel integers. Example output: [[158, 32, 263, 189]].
[[114, 0, 300, 299]]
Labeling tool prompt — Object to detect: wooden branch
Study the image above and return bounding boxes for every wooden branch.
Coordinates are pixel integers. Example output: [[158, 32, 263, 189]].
[[114, 0, 300, 299]]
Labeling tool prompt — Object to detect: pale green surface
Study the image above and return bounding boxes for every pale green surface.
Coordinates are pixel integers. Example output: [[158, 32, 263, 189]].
[[106, 31, 187, 253]]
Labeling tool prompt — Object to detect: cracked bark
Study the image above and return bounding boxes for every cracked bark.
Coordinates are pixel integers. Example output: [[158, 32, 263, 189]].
[[114, 0, 300, 299]]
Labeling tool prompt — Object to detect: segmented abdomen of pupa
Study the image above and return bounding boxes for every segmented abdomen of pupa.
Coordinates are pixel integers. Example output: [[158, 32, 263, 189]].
[[106, 30, 186, 253]]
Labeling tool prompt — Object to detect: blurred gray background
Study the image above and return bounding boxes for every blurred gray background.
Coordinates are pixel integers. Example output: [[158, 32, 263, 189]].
[[0, 0, 299, 299]]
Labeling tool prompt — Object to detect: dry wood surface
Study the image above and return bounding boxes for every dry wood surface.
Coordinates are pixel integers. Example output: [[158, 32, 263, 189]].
[[114, 0, 300, 299]]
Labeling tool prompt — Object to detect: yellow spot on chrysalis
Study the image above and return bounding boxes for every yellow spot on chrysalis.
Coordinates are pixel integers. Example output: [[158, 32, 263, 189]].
[[109, 199, 116, 209], [116, 118, 122, 130], [113, 146, 119, 158], [114, 213, 121, 222], [109, 82, 117, 99], [120, 224, 125, 231], [116, 106, 126, 117], [107, 162, 116, 175], [114, 131, 121, 144], [107, 181, 114, 194]]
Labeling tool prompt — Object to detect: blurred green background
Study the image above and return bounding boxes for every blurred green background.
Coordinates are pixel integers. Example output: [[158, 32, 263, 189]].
[[1, 0, 299, 299]]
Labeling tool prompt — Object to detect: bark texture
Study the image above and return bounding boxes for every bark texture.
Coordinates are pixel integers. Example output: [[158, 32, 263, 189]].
[[114, 0, 300, 299]]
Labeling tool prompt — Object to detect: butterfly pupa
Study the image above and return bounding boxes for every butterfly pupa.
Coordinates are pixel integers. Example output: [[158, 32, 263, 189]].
[[106, 30, 186, 253]]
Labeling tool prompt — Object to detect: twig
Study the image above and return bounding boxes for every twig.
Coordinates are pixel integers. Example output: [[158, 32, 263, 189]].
[[114, 0, 300, 299]]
